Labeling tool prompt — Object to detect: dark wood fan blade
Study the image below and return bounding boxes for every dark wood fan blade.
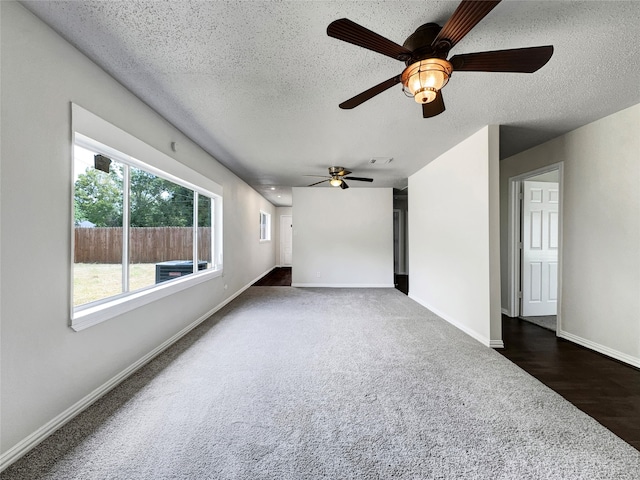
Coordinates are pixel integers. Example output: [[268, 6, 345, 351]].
[[308, 179, 330, 187], [340, 180, 350, 190], [345, 176, 374, 182], [303, 175, 331, 178], [327, 19, 412, 61], [432, 0, 501, 49], [422, 91, 446, 118], [339, 75, 402, 109], [450, 46, 554, 72]]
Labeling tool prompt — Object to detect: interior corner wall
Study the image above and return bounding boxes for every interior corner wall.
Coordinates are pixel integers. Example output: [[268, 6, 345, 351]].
[[275, 206, 292, 266], [0, 2, 275, 460], [408, 126, 501, 347], [291, 188, 393, 287], [500, 103, 640, 367]]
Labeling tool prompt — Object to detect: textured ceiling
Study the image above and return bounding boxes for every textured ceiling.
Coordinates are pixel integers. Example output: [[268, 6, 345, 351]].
[[23, 1, 640, 206]]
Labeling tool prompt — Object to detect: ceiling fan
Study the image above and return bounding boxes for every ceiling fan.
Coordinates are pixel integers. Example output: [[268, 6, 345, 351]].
[[327, 0, 553, 118], [306, 166, 374, 190]]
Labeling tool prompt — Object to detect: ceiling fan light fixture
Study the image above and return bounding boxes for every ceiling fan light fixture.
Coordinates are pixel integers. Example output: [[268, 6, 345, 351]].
[[330, 177, 343, 187], [401, 58, 452, 104]]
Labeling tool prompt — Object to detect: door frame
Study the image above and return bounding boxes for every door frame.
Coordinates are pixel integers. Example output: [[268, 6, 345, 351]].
[[279, 214, 292, 267], [507, 162, 564, 329], [393, 208, 407, 274]]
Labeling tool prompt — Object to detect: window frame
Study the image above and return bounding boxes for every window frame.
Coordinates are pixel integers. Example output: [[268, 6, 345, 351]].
[[259, 210, 271, 242], [71, 104, 223, 331]]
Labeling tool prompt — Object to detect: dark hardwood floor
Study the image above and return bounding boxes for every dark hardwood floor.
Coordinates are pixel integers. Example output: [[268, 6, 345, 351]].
[[499, 315, 640, 451], [253, 269, 411, 292], [394, 274, 409, 295], [252, 267, 292, 286], [252, 270, 640, 450]]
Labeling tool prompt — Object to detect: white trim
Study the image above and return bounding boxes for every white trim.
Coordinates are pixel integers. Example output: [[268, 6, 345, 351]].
[[192, 192, 199, 274], [409, 293, 492, 347], [72, 105, 222, 197], [506, 162, 564, 318], [557, 329, 640, 369], [291, 283, 395, 288], [72, 268, 223, 331], [501, 307, 510, 316], [489, 340, 505, 349], [0, 270, 268, 472], [506, 177, 520, 318], [259, 210, 271, 242]]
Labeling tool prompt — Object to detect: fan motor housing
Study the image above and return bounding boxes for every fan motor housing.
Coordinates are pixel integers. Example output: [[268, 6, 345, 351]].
[[403, 23, 450, 64]]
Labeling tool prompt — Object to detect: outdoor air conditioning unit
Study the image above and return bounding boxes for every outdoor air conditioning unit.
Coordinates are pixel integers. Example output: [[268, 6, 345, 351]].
[[155, 260, 208, 284]]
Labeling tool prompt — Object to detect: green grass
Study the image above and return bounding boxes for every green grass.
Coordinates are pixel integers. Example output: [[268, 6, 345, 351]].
[[74, 263, 156, 306]]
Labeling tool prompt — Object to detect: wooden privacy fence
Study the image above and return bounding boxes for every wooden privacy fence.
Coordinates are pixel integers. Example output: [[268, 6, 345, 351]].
[[75, 227, 211, 264]]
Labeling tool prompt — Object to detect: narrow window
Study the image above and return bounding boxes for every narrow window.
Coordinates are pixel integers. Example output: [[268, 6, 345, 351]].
[[73, 146, 125, 305], [260, 211, 271, 242]]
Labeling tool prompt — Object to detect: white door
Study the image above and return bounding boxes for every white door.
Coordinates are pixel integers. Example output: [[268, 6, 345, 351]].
[[280, 215, 292, 266], [521, 181, 559, 316]]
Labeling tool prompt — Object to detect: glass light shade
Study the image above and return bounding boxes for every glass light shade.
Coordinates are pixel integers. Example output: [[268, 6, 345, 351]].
[[401, 58, 453, 104], [330, 177, 342, 187]]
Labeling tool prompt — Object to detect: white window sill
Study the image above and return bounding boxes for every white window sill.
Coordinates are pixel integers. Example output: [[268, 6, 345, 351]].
[[71, 267, 223, 331]]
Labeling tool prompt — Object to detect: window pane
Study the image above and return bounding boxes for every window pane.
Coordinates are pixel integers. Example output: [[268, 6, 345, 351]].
[[198, 194, 213, 270], [260, 212, 270, 241], [129, 167, 195, 289], [73, 145, 124, 306]]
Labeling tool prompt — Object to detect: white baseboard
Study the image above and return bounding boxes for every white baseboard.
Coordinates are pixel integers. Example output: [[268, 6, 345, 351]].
[[501, 307, 510, 316], [408, 294, 494, 348], [291, 283, 395, 288], [489, 340, 505, 349], [557, 329, 640, 369], [0, 272, 266, 473]]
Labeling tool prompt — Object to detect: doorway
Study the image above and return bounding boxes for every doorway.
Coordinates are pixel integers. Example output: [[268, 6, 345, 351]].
[[279, 215, 292, 266], [507, 164, 563, 332], [393, 188, 408, 294]]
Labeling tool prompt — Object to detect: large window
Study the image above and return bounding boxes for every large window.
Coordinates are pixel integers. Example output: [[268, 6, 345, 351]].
[[72, 104, 222, 330]]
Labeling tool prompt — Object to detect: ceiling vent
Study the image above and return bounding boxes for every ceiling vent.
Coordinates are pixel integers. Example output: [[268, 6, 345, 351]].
[[369, 157, 393, 165]]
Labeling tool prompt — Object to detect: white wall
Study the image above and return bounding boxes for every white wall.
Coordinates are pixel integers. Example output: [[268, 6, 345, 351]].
[[275, 206, 292, 266], [0, 2, 275, 461], [291, 188, 393, 287], [500, 104, 640, 367], [409, 126, 502, 347]]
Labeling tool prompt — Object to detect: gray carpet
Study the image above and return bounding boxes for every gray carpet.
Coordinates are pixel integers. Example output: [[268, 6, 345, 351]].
[[520, 315, 557, 332], [3, 287, 639, 479]]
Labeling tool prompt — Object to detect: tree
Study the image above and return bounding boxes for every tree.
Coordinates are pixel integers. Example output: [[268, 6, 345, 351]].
[[129, 168, 194, 227], [74, 163, 206, 228], [74, 166, 123, 227]]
